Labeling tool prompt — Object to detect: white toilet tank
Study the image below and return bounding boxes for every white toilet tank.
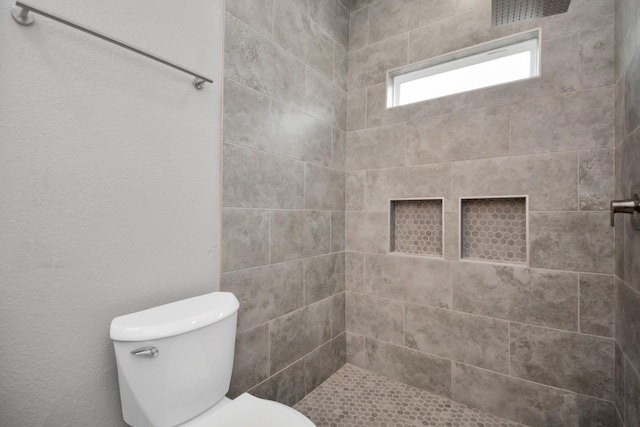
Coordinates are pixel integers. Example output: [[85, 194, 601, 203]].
[[110, 292, 240, 427]]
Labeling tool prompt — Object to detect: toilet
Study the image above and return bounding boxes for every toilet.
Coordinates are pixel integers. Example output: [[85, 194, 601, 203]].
[[110, 292, 315, 427]]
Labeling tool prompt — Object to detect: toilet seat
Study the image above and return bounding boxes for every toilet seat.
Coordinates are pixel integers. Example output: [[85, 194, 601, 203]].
[[178, 393, 315, 427]]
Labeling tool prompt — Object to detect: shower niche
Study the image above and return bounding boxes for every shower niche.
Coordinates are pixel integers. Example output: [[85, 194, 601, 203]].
[[390, 199, 444, 257], [460, 197, 528, 264]]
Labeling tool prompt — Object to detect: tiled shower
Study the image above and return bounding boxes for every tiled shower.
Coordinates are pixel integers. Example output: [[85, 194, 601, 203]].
[[222, 0, 640, 426]]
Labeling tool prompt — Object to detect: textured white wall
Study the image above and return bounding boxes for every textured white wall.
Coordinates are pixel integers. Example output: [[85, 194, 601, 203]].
[[0, 0, 223, 425]]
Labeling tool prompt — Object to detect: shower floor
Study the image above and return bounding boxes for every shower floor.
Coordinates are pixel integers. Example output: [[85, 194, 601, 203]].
[[293, 364, 529, 427]]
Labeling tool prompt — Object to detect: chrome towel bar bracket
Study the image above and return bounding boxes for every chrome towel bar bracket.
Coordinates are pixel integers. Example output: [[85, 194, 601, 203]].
[[611, 193, 640, 230], [11, 1, 213, 90]]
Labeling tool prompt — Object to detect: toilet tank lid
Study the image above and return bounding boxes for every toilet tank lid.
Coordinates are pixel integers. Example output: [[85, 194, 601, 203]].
[[110, 292, 239, 341]]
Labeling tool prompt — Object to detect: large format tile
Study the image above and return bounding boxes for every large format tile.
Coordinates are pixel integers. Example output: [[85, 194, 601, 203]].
[[510, 323, 615, 399], [229, 324, 270, 398], [270, 299, 333, 373], [408, 7, 513, 63], [331, 211, 345, 253], [345, 212, 388, 254], [624, 357, 640, 427], [223, 78, 273, 151], [250, 359, 306, 407], [616, 281, 640, 375], [221, 208, 270, 272], [620, 130, 640, 292], [270, 210, 331, 263], [273, 0, 334, 79], [452, 262, 579, 331], [346, 333, 366, 368], [345, 292, 403, 345], [405, 105, 510, 165], [223, 143, 304, 209], [225, 0, 273, 38], [365, 254, 451, 308], [367, 0, 455, 45], [365, 164, 451, 212], [452, 363, 579, 427], [579, 25, 615, 90], [510, 87, 614, 155], [331, 128, 347, 171], [309, 0, 350, 47], [405, 304, 509, 374], [345, 252, 365, 292], [349, 7, 368, 52], [579, 273, 615, 337], [221, 260, 303, 332], [345, 170, 365, 211], [346, 123, 406, 171], [304, 334, 347, 393], [331, 292, 346, 338], [579, 149, 615, 211], [451, 152, 578, 212], [348, 35, 408, 90], [225, 13, 305, 108], [365, 338, 452, 398], [305, 68, 347, 129], [577, 394, 617, 427], [305, 164, 345, 211], [304, 253, 345, 305], [529, 212, 614, 274]]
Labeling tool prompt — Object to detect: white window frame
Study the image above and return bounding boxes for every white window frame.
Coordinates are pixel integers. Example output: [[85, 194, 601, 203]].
[[387, 29, 541, 108]]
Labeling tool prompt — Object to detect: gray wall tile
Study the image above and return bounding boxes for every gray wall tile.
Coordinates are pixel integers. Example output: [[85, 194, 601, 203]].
[[223, 79, 273, 151], [304, 253, 345, 305], [619, 130, 640, 292], [452, 362, 579, 427], [305, 68, 347, 129], [624, 357, 640, 427], [405, 304, 509, 374], [451, 152, 578, 212], [345, 212, 388, 253], [250, 359, 306, 407], [406, 105, 510, 165], [225, 0, 274, 38], [309, 0, 350, 47], [615, 341, 625, 420], [347, 332, 367, 367], [221, 208, 270, 272], [331, 127, 347, 170], [368, 0, 455, 45], [577, 394, 617, 427], [221, 261, 304, 332], [347, 88, 367, 131], [616, 281, 640, 376], [408, 7, 513, 63], [579, 273, 615, 337], [579, 25, 615, 89], [365, 164, 451, 212], [346, 124, 406, 171], [365, 254, 451, 308], [529, 212, 614, 274], [346, 292, 403, 344], [614, 0, 637, 77], [305, 164, 345, 211], [270, 210, 331, 263], [345, 252, 365, 292], [271, 101, 333, 166], [349, 7, 368, 51], [332, 292, 346, 337], [452, 262, 579, 331], [348, 35, 407, 90], [223, 143, 304, 209], [365, 337, 453, 398], [331, 212, 345, 252], [510, 87, 614, 155], [444, 212, 460, 261], [304, 334, 347, 393], [579, 149, 615, 211], [345, 171, 365, 211], [229, 324, 270, 398], [270, 298, 333, 373], [225, 13, 306, 109], [510, 323, 615, 399], [334, 43, 349, 90]]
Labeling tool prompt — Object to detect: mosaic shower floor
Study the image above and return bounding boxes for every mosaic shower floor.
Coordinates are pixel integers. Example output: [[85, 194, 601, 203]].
[[294, 364, 530, 427]]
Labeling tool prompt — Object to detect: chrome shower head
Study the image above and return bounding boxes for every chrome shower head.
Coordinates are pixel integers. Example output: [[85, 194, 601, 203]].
[[492, 0, 572, 26]]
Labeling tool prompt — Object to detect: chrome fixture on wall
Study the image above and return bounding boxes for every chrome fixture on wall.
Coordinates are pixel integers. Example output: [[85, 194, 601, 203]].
[[611, 185, 640, 230], [492, 0, 572, 26]]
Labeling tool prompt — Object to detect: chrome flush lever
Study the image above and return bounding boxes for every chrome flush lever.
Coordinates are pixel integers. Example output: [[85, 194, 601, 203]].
[[131, 346, 159, 358], [610, 194, 640, 229]]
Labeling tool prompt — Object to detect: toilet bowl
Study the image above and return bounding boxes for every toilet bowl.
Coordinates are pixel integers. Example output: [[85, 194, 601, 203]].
[[110, 292, 315, 427]]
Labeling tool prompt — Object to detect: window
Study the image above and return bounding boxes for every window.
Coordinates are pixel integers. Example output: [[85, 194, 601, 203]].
[[388, 30, 540, 107]]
